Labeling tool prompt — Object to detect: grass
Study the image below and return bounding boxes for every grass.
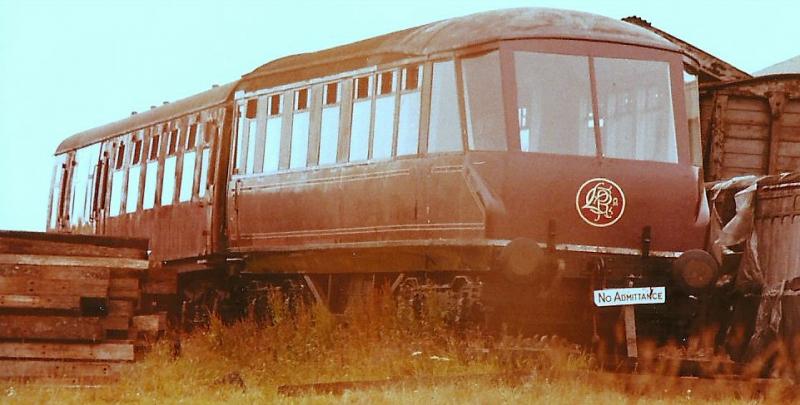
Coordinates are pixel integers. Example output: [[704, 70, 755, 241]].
[[0, 290, 792, 404]]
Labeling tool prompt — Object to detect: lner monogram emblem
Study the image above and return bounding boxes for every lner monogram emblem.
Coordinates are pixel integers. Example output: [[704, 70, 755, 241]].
[[576, 178, 626, 227]]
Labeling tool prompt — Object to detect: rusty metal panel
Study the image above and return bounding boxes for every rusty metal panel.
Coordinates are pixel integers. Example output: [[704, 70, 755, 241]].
[[229, 155, 484, 256], [755, 179, 800, 286]]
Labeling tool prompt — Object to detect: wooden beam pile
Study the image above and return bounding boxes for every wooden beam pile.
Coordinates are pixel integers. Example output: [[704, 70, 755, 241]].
[[0, 231, 150, 384]]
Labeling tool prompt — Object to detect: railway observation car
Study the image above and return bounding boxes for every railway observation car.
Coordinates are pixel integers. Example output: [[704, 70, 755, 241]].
[[47, 8, 717, 345]]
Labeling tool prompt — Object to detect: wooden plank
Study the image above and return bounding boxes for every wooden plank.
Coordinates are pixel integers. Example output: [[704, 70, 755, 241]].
[[0, 254, 148, 270], [142, 269, 177, 295], [725, 123, 768, 140], [777, 156, 800, 173], [624, 305, 638, 358], [0, 236, 146, 259], [133, 313, 167, 333], [779, 140, 800, 158], [0, 294, 81, 310], [782, 111, 800, 127], [0, 230, 148, 253], [0, 276, 109, 297], [110, 268, 144, 279], [0, 342, 134, 361], [142, 281, 177, 295], [724, 109, 771, 126], [0, 360, 125, 378], [108, 299, 135, 317], [783, 100, 800, 114], [722, 138, 766, 155], [101, 315, 131, 331], [779, 125, 800, 141], [0, 315, 103, 341], [725, 96, 769, 113], [0, 264, 110, 281], [721, 167, 762, 179], [109, 278, 140, 300], [723, 152, 766, 170]]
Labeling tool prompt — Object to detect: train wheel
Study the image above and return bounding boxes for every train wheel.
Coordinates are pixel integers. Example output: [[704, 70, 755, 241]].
[[181, 280, 228, 330]]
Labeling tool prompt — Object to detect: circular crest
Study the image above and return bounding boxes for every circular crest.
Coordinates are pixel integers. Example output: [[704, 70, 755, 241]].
[[575, 178, 626, 227]]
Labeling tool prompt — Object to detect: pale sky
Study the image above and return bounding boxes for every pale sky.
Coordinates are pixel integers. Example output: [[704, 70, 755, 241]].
[[0, 0, 797, 231]]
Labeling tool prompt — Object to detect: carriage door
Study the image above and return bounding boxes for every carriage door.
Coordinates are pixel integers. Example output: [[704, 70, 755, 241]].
[[90, 142, 112, 234], [47, 153, 71, 232], [62, 143, 102, 233]]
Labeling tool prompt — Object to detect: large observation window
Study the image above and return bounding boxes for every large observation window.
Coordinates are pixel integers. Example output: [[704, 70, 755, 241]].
[[514, 52, 595, 156], [512, 50, 678, 162], [594, 58, 677, 163]]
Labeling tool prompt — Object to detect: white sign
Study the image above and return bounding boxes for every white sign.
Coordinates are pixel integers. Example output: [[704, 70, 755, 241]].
[[593, 287, 666, 307]]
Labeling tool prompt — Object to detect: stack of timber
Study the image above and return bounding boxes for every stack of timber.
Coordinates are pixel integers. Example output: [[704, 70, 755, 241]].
[[0, 231, 163, 384]]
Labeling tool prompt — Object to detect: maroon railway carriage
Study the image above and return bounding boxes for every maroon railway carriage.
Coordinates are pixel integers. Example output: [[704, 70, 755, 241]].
[[47, 8, 717, 345]]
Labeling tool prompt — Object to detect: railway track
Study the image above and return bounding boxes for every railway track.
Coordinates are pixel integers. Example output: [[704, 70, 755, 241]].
[[277, 368, 797, 400]]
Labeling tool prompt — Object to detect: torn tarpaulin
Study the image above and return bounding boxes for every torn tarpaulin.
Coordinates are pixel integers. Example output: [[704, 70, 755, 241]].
[[709, 173, 800, 366]]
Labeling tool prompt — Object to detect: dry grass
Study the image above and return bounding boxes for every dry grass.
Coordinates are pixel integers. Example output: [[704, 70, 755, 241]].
[[0, 291, 790, 404]]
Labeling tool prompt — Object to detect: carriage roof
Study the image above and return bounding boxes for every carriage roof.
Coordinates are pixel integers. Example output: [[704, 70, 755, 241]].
[[55, 82, 236, 154], [56, 8, 677, 155], [240, 8, 678, 84]]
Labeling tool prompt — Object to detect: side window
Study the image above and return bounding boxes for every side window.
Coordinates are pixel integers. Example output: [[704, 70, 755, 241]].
[[462, 51, 507, 151], [109, 138, 127, 217], [349, 75, 372, 162], [179, 123, 198, 202], [244, 99, 258, 174], [198, 123, 212, 199], [126, 131, 143, 212], [684, 71, 702, 167], [428, 60, 463, 153], [143, 130, 160, 210], [319, 82, 341, 165], [372, 70, 397, 160], [290, 88, 310, 169], [161, 128, 179, 206], [397, 65, 422, 156], [263, 94, 283, 173]]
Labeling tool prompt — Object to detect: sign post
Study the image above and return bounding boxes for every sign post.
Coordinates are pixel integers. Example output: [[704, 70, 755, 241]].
[[593, 285, 666, 358]]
